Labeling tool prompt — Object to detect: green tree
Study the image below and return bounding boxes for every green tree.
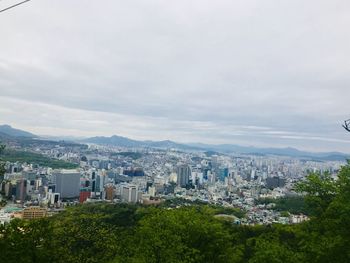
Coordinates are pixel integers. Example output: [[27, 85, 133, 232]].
[[116, 207, 242, 263], [0, 218, 54, 263], [296, 171, 338, 217], [296, 162, 350, 262]]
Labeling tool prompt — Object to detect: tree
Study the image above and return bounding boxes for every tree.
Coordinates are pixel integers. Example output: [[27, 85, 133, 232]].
[[115, 207, 242, 263], [296, 172, 338, 217], [296, 162, 350, 262]]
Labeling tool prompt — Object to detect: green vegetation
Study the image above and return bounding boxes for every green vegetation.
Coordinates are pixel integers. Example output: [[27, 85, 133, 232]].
[[257, 196, 309, 215], [1, 162, 350, 262], [160, 198, 246, 218], [160, 197, 208, 207], [209, 205, 246, 218], [0, 149, 79, 169]]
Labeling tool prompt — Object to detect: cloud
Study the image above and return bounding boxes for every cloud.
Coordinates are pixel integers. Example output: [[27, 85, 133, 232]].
[[0, 0, 350, 152]]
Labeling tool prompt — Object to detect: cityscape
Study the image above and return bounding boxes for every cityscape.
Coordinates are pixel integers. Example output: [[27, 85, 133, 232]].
[[0, 124, 345, 225], [1, 0, 350, 262]]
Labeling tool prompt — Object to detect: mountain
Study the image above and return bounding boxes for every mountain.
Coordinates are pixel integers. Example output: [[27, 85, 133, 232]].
[[188, 143, 349, 161], [82, 135, 197, 150], [83, 135, 349, 161], [83, 135, 142, 148], [145, 140, 196, 150], [0, 124, 36, 138], [0, 124, 346, 161]]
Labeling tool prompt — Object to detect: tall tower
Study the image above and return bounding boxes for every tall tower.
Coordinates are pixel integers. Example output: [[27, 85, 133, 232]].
[[16, 179, 27, 203], [176, 165, 191, 188]]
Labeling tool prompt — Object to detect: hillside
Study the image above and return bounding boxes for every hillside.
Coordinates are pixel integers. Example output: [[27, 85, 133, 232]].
[[0, 149, 79, 169]]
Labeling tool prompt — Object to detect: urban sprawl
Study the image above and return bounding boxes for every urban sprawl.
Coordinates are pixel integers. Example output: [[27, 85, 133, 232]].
[[0, 140, 344, 225]]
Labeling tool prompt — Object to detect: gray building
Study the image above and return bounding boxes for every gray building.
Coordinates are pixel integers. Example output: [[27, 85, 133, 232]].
[[266, 176, 286, 190], [15, 179, 27, 203], [53, 170, 80, 198], [176, 165, 191, 188]]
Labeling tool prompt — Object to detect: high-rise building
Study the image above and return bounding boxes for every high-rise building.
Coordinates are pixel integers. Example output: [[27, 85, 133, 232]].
[[121, 184, 138, 203], [16, 179, 27, 203], [105, 185, 114, 201], [95, 174, 106, 193], [91, 171, 96, 192], [218, 168, 229, 181], [79, 177, 92, 203], [53, 170, 80, 198], [176, 165, 191, 188]]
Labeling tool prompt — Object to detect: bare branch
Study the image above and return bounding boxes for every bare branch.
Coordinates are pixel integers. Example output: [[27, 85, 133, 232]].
[[343, 119, 350, 132]]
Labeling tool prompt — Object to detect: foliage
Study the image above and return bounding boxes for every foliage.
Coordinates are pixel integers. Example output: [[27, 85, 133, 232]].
[[209, 205, 246, 218], [296, 171, 338, 217], [0, 149, 79, 169], [257, 196, 309, 215], [117, 207, 240, 263]]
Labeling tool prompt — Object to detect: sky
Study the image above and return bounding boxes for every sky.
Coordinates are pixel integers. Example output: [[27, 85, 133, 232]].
[[1, 0, 350, 152]]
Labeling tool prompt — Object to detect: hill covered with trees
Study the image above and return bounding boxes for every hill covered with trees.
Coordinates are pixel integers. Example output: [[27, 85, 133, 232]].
[[0, 148, 79, 169]]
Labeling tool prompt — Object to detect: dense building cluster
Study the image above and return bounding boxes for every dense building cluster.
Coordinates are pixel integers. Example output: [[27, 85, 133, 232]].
[[0, 141, 344, 225]]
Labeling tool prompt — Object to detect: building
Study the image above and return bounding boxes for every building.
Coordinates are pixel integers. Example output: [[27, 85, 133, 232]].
[[176, 165, 191, 188], [80, 177, 92, 203], [121, 184, 138, 203], [148, 186, 156, 197], [79, 190, 91, 203], [218, 168, 229, 181], [4, 181, 16, 199], [123, 167, 145, 177], [15, 179, 27, 203], [22, 206, 47, 220], [0, 211, 11, 225], [105, 185, 115, 201], [95, 174, 107, 194], [47, 191, 60, 205], [53, 170, 80, 198], [266, 176, 286, 190]]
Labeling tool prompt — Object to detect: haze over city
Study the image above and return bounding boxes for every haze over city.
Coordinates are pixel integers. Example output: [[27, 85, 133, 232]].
[[1, 0, 350, 152]]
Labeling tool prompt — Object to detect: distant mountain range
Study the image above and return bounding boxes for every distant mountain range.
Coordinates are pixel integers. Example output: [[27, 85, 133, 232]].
[[0, 124, 349, 161], [82, 135, 349, 161], [187, 143, 349, 161], [81, 135, 194, 150], [0, 124, 36, 138]]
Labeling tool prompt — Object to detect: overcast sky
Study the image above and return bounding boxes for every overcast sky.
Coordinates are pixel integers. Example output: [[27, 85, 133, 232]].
[[1, 0, 350, 152]]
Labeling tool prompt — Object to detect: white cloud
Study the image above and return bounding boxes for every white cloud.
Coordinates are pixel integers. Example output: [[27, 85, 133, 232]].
[[0, 0, 350, 152]]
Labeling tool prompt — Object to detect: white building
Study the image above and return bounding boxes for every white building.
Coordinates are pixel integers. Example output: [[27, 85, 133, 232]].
[[121, 184, 139, 203]]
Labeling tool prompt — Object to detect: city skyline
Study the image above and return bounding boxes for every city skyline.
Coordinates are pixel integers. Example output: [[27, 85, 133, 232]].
[[1, 0, 350, 152]]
